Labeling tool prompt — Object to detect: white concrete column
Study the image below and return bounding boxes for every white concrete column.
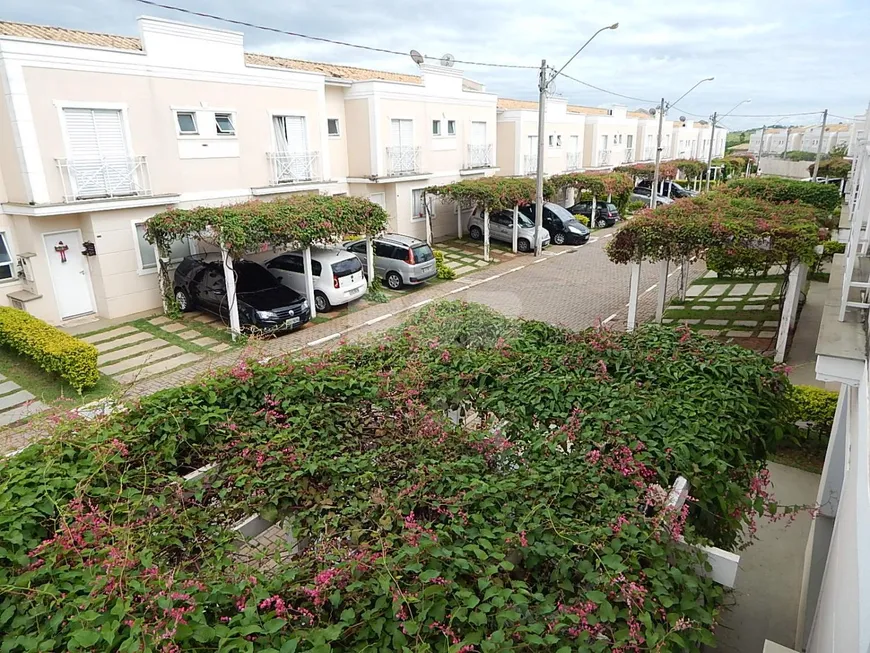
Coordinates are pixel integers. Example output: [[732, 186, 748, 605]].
[[424, 194, 433, 245], [679, 258, 689, 301], [365, 236, 375, 286], [457, 203, 463, 239], [627, 261, 641, 332], [512, 205, 519, 253], [655, 259, 669, 323], [302, 246, 317, 320], [483, 209, 491, 262], [220, 245, 241, 340], [565, 187, 576, 208], [775, 262, 803, 363], [591, 196, 597, 229]]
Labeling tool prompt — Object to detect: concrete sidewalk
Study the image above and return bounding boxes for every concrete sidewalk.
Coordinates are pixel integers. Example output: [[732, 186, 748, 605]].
[[786, 280, 827, 388]]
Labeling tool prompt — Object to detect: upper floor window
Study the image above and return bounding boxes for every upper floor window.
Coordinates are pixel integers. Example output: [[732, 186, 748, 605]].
[[0, 233, 14, 281], [273, 115, 307, 152], [327, 118, 340, 137], [215, 113, 236, 136], [176, 111, 198, 135], [447, 120, 456, 136], [432, 120, 442, 136], [61, 107, 134, 199]]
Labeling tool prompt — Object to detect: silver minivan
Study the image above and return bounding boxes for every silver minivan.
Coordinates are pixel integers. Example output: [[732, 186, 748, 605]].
[[467, 208, 550, 252], [344, 233, 437, 290]]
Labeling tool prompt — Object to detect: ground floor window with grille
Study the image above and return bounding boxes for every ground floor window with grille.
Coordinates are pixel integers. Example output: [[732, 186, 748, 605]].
[[134, 223, 192, 272], [412, 189, 425, 221], [0, 233, 14, 280]]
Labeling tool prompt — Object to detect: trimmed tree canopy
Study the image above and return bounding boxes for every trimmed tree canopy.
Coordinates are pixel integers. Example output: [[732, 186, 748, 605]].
[[724, 177, 841, 214], [548, 171, 634, 198], [671, 159, 707, 180], [425, 176, 542, 212], [606, 194, 824, 270], [810, 156, 852, 180], [145, 195, 389, 257], [614, 161, 678, 181]]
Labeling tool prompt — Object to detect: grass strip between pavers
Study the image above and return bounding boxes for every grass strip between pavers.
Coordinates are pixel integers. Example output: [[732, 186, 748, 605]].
[[688, 275, 786, 286], [131, 319, 236, 354]]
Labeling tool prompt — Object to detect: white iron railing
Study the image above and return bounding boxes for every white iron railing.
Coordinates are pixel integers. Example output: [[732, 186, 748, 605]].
[[524, 154, 538, 175], [839, 111, 870, 320], [565, 152, 582, 171], [267, 151, 321, 185], [386, 146, 421, 176], [56, 156, 151, 202], [642, 147, 655, 161], [466, 144, 493, 169], [598, 150, 611, 166], [623, 148, 634, 163]]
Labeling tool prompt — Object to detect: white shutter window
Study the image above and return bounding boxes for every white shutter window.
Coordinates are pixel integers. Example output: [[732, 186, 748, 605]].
[[272, 116, 311, 181], [471, 121, 487, 145], [569, 135, 579, 153], [391, 119, 413, 147], [63, 108, 131, 198], [274, 116, 307, 153]]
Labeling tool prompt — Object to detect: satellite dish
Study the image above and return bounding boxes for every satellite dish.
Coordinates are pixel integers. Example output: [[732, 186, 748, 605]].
[[440, 53, 455, 67], [679, 116, 687, 123], [410, 50, 424, 65], [648, 107, 656, 116]]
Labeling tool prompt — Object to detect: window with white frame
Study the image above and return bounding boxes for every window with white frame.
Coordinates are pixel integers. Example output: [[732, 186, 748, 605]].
[[447, 120, 456, 136], [556, 135, 562, 147], [214, 113, 236, 136], [432, 120, 442, 136], [411, 189, 425, 221], [548, 135, 555, 147], [327, 118, 340, 137], [0, 233, 14, 281], [176, 111, 198, 135], [134, 223, 193, 272], [613, 135, 618, 145]]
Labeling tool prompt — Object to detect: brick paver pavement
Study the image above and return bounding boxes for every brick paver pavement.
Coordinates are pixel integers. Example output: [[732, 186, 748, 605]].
[[0, 229, 703, 454]]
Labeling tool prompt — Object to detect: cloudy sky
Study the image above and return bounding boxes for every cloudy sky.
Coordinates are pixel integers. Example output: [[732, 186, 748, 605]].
[[4, 0, 868, 130]]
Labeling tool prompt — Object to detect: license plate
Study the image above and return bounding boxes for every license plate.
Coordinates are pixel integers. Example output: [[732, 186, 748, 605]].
[[347, 287, 361, 295], [285, 317, 300, 327], [422, 265, 433, 273]]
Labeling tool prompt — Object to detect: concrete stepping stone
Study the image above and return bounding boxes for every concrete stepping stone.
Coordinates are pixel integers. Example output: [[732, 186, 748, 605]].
[[81, 325, 138, 344], [474, 261, 489, 267], [754, 283, 777, 295], [698, 298, 718, 302], [726, 331, 752, 338], [691, 305, 711, 311], [98, 338, 170, 365], [680, 319, 701, 324], [194, 314, 218, 324], [0, 380, 20, 396], [686, 286, 705, 297], [192, 336, 219, 347], [94, 332, 153, 353], [704, 319, 728, 326], [0, 400, 48, 427], [114, 353, 202, 385], [758, 331, 777, 338], [210, 343, 232, 353], [0, 389, 35, 411], [700, 329, 722, 336], [731, 283, 753, 295], [763, 321, 779, 328], [744, 305, 765, 311], [177, 330, 200, 340], [734, 320, 758, 327], [149, 315, 172, 326], [100, 345, 186, 376], [717, 306, 736, 311], [704, 285, 729, 297], [160, 323, 187, 333], [454, 266, 476, 275]]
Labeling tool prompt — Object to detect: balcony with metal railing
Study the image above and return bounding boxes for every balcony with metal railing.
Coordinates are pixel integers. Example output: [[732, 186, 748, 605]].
[[565, 152, 582, 171], [598, 150, 611, 167], [56, 156, 152, 203], [386, 146, 422, 176], [267, 151, 321, 185], [642, 148, 655, 161], [465, 144, 494, 169], [524, 154, 538, 175], [623, 148, 634, 163]]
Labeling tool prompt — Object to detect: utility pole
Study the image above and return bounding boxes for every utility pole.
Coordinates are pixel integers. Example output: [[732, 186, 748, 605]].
[[812, 109, 828, 182], [705, 111, 717, 192], [756, 125, 766, 175], [783, 126, 791, 158], [534, 59, 547, 256], [650, 98, 666, 209]]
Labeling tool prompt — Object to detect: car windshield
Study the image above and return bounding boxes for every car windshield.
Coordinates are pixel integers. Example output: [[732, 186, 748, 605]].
[[332, 257, 362, 277], [517, 213, 535, 228], [606, 203, 618, 213], [545, 203, 576, 224], [412, 244, 435, 263], [235, 261, 281, 293]]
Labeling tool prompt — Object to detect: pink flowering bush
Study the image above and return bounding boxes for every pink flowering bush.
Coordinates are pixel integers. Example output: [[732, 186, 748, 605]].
[[0, 302, 796, 651]]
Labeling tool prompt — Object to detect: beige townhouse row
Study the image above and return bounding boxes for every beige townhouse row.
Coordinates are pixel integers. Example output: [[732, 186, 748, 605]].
[[0, 15, 726, 326]]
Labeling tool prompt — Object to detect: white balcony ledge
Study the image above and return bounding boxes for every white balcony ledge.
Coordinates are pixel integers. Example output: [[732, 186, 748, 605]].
[[252, 179, 338, 196], [1, 194, 181, 217]]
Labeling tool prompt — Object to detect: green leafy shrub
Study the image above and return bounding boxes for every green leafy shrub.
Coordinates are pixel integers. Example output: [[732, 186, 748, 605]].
[[784, 151, 821, 162], [788, 385, 838, 429], [575, 213, 590, 226], [433, 249, 456, 279], [725, 177, 841, 214], [810, 239, 846, 274], [627, 200, 647, 213], [810, 157, 852, 179], [0, 307, 99, 393], [0, 302, 796, 651]]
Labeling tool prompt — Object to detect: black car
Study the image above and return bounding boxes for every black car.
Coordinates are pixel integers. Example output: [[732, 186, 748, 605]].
[[173, 254, 311, 332], [519, 202, 590, 245], [568, 200, 621, 228], [637, 179, 697, 199]]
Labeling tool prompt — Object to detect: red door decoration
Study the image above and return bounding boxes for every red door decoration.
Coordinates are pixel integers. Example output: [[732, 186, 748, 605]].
[[54, 241, 70, 263]]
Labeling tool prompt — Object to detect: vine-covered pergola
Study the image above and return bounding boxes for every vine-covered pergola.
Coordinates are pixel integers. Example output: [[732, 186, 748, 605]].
[[424, 177, 539, 258], [548, 171, 634, 219], [606, 193, 823, 361], [145, 195, 389, 336]]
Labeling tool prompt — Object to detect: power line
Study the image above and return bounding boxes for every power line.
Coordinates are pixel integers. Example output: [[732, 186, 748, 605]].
[[132, 0, 537, 69], [550, 68, 657, 105]]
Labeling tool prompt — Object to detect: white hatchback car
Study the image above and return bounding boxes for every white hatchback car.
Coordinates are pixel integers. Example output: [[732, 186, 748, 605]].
[[249, 248, 367, 312]]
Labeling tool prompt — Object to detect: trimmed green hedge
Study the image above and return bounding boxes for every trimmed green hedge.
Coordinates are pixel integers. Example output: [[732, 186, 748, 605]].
[[0, 307, 99, 393], [725, 177, 841, 214], [788, 384, 838, 429]]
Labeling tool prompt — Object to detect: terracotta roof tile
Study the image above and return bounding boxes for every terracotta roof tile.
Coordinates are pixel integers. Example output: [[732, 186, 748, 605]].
[[825, 124, 851, 133], [498, 98, 651, 119], [244, 53, 420, 84], [497, 98, 540, 111]]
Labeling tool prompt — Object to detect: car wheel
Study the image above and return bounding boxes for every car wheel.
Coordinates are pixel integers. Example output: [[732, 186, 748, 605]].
[[386, 271, 403, 290], [314, 291, 331, 313], [517, 238, 531, 252], [175, 288, 192, 312], [469, 226, 483, 240], [553, 232, 566, 245], [596, 218, 607, 228]]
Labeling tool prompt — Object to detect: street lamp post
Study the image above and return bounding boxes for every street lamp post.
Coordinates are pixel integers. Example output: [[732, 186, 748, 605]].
[[705, 98, 751, 191], [649, 77, 714, 208], [534, 23, 619, 256]]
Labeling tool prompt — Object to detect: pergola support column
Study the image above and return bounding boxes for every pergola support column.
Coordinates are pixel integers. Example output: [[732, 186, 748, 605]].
[[302, 246, 317, 320], [655, 259, 669, 323], [424, 193, 433, 245], [775, 262, 806, 363], [456, 203, 463, 239], [483, 209, 491, 262], [220, 245, 241, 340], [365, 236, 375, 287], [591, 196, 597, 229], [565, 187, 576, 208], [627, 261, 641, 332], [512, 205, 519, 253], [678, 257, 689, 302]]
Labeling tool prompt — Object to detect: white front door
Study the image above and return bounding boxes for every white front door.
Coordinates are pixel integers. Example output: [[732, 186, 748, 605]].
[[43, 230, 95, 319]]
